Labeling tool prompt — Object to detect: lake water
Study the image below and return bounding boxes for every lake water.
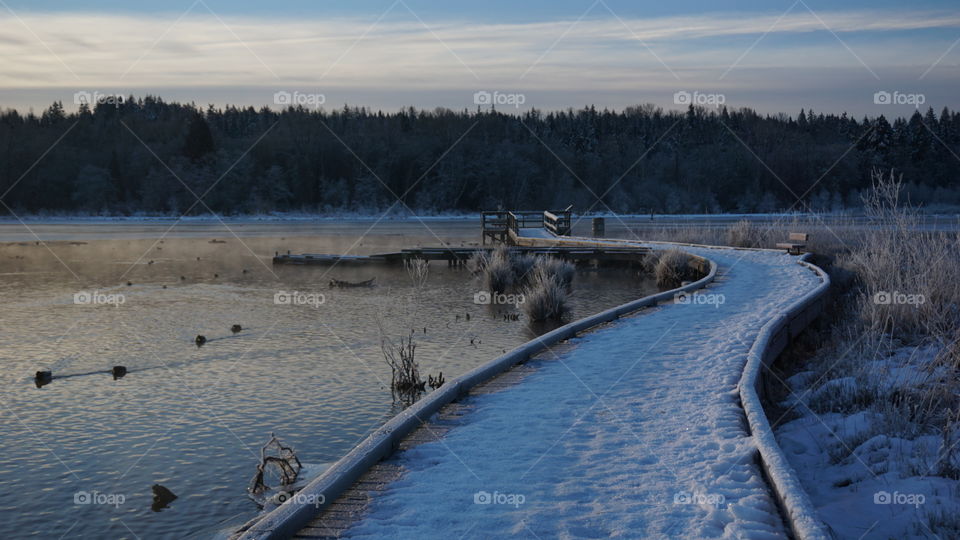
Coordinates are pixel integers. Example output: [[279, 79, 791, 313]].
[[0, 218, 656, 539]]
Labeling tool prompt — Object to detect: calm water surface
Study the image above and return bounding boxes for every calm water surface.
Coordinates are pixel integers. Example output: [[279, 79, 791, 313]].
[[0, 219, 656, 539]]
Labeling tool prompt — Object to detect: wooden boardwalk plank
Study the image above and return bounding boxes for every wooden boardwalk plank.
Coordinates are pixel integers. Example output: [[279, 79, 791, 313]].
[[293, 338, 579, 538]]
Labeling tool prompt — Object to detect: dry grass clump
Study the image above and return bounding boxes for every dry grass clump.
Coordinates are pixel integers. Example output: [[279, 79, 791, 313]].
[[534, 256, 575, 287], [471, 248, 576, 322], [653, 249, 700, 288], [511, 253, 538, 285], [840, 171, 960, 463], [522, 265, 570, 322], [485, 245, 515, 293], [726, 219, 761, 247], [474, 246, 575, 296], [466, 250, 489, 275], [470, 247, 577, 322], [844, 170, 960, 339]]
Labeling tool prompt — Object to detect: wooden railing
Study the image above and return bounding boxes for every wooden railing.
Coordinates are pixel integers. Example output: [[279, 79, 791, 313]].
[[507, 211, 545, 234], [543, 210, 571, 236], [482, 209, 573, 244]]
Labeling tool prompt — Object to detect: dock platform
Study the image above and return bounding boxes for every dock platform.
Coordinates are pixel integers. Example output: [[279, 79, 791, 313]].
[[273, 245, 650, 266]]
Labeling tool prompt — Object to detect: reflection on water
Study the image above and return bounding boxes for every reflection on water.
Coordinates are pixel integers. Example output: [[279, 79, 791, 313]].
[[0, 220, 655, 539]]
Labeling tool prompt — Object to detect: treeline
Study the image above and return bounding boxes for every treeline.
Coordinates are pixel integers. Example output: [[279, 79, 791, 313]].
[[1, 97, 958, 215]]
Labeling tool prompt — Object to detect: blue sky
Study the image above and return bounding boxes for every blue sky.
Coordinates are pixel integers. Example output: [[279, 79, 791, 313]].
[[1, 0, 957, 115]]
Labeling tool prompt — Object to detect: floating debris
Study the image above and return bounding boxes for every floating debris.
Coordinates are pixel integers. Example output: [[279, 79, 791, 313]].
[[329, 277, 375, 288], [151, 484, 177, 512], [231, 324, 242, 334], [112, 366, 127, 380]]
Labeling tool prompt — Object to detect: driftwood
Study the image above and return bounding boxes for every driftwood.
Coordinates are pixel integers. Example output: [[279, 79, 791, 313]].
[[248, 433, 303, 495], [329, 277, 376, 288]]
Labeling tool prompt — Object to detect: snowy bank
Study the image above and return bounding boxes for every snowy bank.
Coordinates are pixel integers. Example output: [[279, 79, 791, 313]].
[[776, 341, 960, 539]]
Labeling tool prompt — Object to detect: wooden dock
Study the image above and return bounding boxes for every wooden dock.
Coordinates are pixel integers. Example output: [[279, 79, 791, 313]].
[[481, 209, 571, 245], [273, 245, 650, 267], [272, 209, 642, 267]]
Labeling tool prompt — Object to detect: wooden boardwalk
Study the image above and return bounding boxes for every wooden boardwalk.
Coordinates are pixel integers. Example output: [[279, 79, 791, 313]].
[[293, 344, 576, 539]]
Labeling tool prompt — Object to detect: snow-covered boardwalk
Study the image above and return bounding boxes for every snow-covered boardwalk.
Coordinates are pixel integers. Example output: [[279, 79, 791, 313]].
[[323, 244, 823, 539]]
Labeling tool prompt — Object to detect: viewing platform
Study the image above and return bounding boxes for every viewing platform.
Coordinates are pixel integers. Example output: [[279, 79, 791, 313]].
[[272, 211, 647, 267]]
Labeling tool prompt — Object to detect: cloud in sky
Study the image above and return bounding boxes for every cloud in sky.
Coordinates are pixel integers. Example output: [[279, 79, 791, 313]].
[[0, 7, 957, 114]]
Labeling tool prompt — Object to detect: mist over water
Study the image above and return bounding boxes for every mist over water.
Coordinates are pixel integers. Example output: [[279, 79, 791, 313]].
[[0, 219, 654, 539]]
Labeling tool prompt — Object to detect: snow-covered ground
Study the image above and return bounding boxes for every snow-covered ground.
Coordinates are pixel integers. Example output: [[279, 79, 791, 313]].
[[776, 344, 960, 539], [336, 246, 822, 539]]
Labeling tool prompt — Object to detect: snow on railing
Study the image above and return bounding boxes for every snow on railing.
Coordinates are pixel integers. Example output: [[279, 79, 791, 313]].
[[738, 254, 832, 540]]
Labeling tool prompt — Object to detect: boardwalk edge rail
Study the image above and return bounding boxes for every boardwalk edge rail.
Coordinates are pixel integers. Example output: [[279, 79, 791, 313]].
[[544, 234, 834, 539], [235, 251, 718, 540], [738, 253, 832, 540]]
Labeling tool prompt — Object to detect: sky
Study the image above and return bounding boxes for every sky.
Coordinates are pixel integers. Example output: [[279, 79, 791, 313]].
[[0, 0, 958, 116]]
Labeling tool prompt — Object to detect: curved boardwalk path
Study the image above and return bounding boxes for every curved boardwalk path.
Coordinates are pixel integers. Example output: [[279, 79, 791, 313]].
[[301, 244, 822, 539]]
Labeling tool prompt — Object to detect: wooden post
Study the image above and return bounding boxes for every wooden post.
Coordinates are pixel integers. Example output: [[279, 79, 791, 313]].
[[592, 217, 605, 238]]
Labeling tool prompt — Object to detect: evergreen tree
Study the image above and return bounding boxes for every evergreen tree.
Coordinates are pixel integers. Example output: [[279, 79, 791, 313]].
[[182, 112, 215, 161]]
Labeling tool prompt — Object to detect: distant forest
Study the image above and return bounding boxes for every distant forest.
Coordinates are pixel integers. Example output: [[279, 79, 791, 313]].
[[1, 97, 958, 215]]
